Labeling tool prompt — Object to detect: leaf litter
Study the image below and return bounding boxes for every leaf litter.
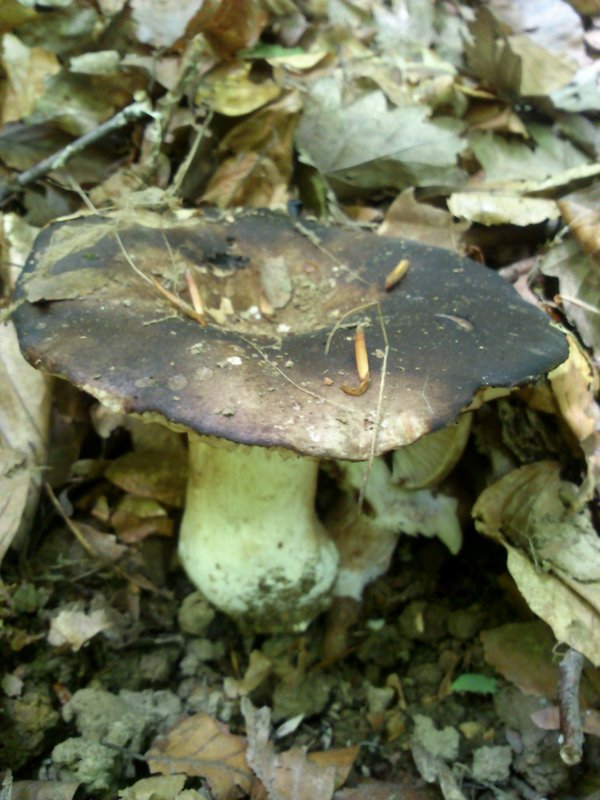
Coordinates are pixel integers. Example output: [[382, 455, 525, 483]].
[[2, 0, 600, 798]]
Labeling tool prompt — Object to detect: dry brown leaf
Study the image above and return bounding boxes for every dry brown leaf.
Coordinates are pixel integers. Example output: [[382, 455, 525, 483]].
[[146, 713, 252, 800], [196, 61, 281, 116], [531, 706, 600, 738], [474, 462, 600, 665], [216, 92, 301, 176], [224, 650, 272, 698], [201, 152, 288, 209], [189, 0, 267, 56], [105, 450, 187, 508], [0, 319, 51, 564], [549, 334, 600, 498], [335, 779, 439, 800], [1, 34, 61, 124], [481, 621, 559, 699], [0, 447, 30, 563], [307, 746, 360, 790], [243, 699, 354, 800], [558, 185, 600, 262], [541, 239, 600, 352], [378, 189, 467, 252], [75, 523, 128, 561], [10, 780, 80, 800]]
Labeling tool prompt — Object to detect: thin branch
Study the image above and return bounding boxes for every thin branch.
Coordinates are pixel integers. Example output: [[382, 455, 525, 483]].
[[0, 99, 154, 205], [168, 107, 214, 198], [358, 303, 389, 512], [558, 647, 585, 765], [45, 482, 101, 559]]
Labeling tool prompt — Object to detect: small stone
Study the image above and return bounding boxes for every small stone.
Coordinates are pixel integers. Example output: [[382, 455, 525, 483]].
[[472, 745, 513, 783], [365, 683, 395, 715], [447, 607, 483, 640], [178, 591, 216, 636], [411, 714, 459, 762]]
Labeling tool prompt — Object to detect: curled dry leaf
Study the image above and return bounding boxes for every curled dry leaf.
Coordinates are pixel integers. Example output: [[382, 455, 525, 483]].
[[549, 334, 600, 499], [558, 184, 600, 263], [146, 712, 252, 800], [473, 461, 600, 665], [541, 239, 600, 352], [0, 320, 51, 565]]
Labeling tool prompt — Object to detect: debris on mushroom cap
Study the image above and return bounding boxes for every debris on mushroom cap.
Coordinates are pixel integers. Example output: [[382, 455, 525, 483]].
[[12, 208, 568, 459]]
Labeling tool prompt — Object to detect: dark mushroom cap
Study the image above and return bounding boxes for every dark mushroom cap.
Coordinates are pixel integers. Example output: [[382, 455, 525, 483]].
[[13, 208, 567, 460]]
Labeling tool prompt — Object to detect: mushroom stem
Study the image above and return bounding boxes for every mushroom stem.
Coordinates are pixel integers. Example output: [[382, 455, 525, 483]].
[[178, 434, 339, 632]]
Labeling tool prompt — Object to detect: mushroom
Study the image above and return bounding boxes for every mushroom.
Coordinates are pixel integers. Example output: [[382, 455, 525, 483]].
[[13, 208, 568, 631]]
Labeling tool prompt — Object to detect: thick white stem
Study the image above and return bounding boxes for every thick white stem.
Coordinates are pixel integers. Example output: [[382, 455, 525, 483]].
[[178, 435, 339, 632]]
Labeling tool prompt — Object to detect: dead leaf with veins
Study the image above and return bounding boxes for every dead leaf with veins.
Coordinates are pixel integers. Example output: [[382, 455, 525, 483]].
[[549, 335, 600, 498], [473, 461, 600, 665], [146, 712, 252, 800], [242, 699, 358, 800]]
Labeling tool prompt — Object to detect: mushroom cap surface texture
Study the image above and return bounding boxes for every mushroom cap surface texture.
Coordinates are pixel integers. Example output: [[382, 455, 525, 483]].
[[13, 208, 567, 459]]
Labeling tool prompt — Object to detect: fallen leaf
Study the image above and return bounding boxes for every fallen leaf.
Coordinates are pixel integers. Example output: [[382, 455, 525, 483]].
[[117, 773, 186, 800], [0, 303, 51, 564], [558, 184, 600, 262], [473, 461, 600, 665], [146, 713, 252, 800], [1, 33, 60, 124], [335, 779, 439, 800], [549, 335, 600, 496], [105, 448, 188, 508], [243, 699, 351, 800], [447, 192, 559, 226], [481, 621, 559, 698], [196, 61, 280, 116], [48, 608, 113, 651], [531, 706, 600, 738], [10, 780, 80, 800], [469, 126, 595, 190], [307, 746, 360, 790], [202, 152, 289, 209], [296, 79, 465, 190], [541, 239, 600, 353], [378, 189, 468, 252], [130, 0, 204, 48]]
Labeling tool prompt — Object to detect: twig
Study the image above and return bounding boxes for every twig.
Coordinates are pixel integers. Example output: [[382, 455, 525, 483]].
[[45, 482, 100, 559], [324, 301, 377, 354], [238, 334, 355, 416], [45, 482, 168, 596], [0, 770, 13, 800], [358, 303, 389, 512], [0, 99, 154, 205], [67, 177, 154, 286], [558, 647, 585, 765], [292, 219, 369, 285], [167, 107, 214, 198]]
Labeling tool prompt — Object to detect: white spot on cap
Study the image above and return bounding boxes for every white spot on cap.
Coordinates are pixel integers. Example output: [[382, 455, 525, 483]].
[[168, 374, 188, 391]]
